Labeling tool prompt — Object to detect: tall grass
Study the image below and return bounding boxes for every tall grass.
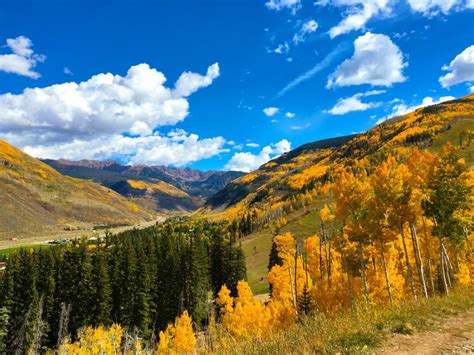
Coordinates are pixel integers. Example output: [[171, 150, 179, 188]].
[[209, 287, 474, 354]]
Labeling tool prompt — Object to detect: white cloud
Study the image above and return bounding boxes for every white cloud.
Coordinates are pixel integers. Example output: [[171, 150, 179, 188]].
[[376, 95, 455, 124], [129, 121, 153, 137], [173, 63, 220, 97], [7, 36, 34, 57], [407, 0, 473, 15], [263, 106, 280, 116], [327, 32, 406, 88], [293, 19, 319, 44], [0, 62, 224, 166], [272, 42, 290, 54], [285, 112, 295, 118], [225, 139, 291, 172], [24, 131, 227, 167], [246, 142, 260, 148], [316, 0, 392, 39], [439, 45, 474, 88], [327, 91, 383, 115], [470, 85, 474, 93], [0, 35, 45, 79], [265, 0, 301, 13]]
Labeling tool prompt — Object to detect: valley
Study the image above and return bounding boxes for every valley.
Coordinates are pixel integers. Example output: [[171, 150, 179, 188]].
[[0, 94, 472, 354], [1, 2, 473, 353]]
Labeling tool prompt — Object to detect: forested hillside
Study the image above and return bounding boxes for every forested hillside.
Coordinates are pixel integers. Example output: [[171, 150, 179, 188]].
[[0, 219, 246, 353], [203, 95, 473, 234], [0, 140, 153, 240]]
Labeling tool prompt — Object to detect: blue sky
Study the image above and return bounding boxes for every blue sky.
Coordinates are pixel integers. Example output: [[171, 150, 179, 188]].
[[0, 0, 473, 172]]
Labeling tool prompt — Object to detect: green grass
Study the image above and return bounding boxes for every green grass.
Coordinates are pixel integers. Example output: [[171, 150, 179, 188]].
[[0, 244, 49, 257], [241, 208, 322, 295], [429, 117, 474, 166], [213, 287, 474, 354]]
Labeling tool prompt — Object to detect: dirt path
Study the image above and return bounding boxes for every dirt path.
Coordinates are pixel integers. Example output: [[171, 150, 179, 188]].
[[376, 309, 474, 354]]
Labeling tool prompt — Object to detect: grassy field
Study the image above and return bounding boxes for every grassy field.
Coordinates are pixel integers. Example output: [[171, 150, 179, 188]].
[[0, 244, 49, 258], [430, 117, 474, 165], [240, 208, 321, 295], [213, 287, 474, 354]]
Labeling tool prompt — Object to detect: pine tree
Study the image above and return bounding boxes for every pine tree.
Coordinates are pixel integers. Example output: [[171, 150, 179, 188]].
[[91, 251, 112, 327], [0, 307, 9, 354]]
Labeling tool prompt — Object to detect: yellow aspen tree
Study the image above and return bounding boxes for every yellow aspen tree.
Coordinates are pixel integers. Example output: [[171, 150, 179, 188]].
[[215, 281, 270, 339], [157, 311, 196, 354], [59, 324, 124, 355], [333, 169, 371, 302]]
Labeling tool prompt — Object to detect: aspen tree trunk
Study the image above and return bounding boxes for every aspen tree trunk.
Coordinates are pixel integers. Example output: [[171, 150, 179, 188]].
[[358, 240, 369, 303], [410, 223, 428, 298], [455, 252, 461, 273], [439, 237, 449, 295], [287, 262, 297, 314], [441, 243, 455, 275], [444, 253, 452, 288], [379, 240, 394, 305], [319, 237, 323, 281], [294, 245, 299, 318], [399, 219, 417, 301], [422, 217, 436, 295], [342, 250, 354, 311], [327, 242, 332, 290]]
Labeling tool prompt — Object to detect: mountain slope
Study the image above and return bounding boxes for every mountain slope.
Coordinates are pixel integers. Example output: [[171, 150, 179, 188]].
[[43, 159, 244, 211], [0, 140, 153, 239], [204, 94, 474, 218]]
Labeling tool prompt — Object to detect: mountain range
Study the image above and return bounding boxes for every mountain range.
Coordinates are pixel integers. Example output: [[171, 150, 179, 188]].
[[1, 94, 472, 240], [42, 159, 244, 212]]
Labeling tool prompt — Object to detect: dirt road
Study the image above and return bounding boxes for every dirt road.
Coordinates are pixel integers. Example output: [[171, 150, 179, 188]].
[[376, 309, 474, 354]]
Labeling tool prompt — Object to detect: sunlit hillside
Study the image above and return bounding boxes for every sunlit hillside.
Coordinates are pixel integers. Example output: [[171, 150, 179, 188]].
[[203, 95, 474, 223], [0, 140, 153, 240]]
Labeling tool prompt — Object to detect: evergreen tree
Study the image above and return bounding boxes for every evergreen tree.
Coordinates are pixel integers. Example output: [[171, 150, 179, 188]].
[[91, 251, 112, 327], [0, 307, 9, 354]]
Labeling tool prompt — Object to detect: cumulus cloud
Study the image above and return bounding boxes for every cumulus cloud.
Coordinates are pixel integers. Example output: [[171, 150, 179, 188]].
[[23, 131, 227, 166], [407, 0, 473, 15], [265, 0, 302, 13], [327, 32, 406, 88], [285, 112, 295, 118], [173, 63, 220, 97], [439, 45, 474, 88], [0, 63, 219, 144], [293, 19, 319, 44], [376, 95, 455, 124], [263, 107, 280, 116], [246, 142, 260, 148], [0, 35, 45, 78], [129, 121, 153, 137], [0, 62, 224, 166], [315, 0, 392, 38], [327, 90, 384, 115], [225, 139, 291, 172]]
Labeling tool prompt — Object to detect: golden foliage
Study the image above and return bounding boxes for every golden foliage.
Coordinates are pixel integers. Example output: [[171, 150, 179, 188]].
[[58, 324, 123, 354]]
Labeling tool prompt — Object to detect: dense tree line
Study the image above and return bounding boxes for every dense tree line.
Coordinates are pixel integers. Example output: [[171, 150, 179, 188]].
[[0, 219, 246, 353]]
